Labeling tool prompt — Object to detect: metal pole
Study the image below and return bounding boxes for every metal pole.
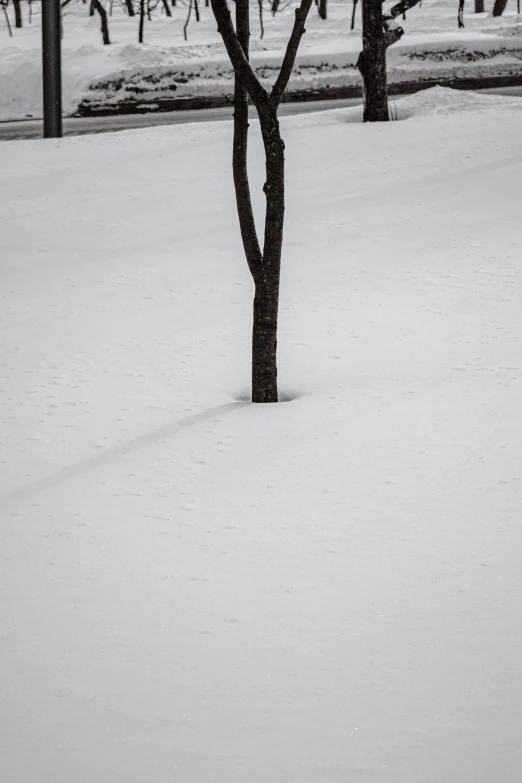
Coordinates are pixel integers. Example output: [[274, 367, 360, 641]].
[[42, 0, 62, 138]]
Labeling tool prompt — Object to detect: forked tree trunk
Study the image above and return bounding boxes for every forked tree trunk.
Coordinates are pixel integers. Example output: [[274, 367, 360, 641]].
[[358, 0, 389, 121], [232, 1, 281, 402], [12, 0, 22, 27], [212, 0, 313, 402], [253, 115, 285, 402], [124, 0, 135, 16], [492, 0, 508, 14], [92, 0, 110, 44]]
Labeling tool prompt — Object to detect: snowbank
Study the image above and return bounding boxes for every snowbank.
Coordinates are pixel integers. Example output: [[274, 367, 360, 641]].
[[2, 87, 522, 782]]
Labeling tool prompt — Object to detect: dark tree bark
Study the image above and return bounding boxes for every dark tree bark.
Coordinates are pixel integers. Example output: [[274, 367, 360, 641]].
[[139, 0, 145, 41], [474, 0, 484, 11], [271, 0, 280, 15], [211, 0, 313, 403], [351, 0, 358, 29], [357, 0, 421, 122], [12, 0, 22, 27], [318, 0, 327, 18], [1, 1, 13, 36], [194, 0, 200, 20], [183, 0, 192, 39], [458, 0, 465, 26], [124, 0, 135, 15], [89, 0, 95, 15], [92, 0, 110, 44], [492, 0, 508, 14], [162, 0, 171, 14], [358, 0, 394, 122]]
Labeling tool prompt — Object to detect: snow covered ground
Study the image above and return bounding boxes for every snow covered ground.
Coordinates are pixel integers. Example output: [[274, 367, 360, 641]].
[[1, 0, 522, 119], [2, 87, 522, 782]]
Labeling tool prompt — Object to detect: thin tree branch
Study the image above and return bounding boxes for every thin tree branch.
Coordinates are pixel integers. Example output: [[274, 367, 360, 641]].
[[270, 0, 313, 108], [210, 0, 269, 109], [233, 0, 263, 277], [384, 0, 422, 20]]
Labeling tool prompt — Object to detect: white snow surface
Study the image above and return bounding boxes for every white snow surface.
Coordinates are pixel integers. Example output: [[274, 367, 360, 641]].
[[1, 88, 522, 782], [1, 0, 522, 119]]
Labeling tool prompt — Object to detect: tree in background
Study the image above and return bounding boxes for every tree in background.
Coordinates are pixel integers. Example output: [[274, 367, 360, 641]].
[[210, 0, 313, 402], [92, 0, 111, 43], [12, 0, 21, 26], [357, 0, 421, 122]]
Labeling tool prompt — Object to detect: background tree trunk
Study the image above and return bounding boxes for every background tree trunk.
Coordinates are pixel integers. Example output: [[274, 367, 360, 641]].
[[318, 0, 327, 18], [2, 2, 13, 36], [358, 0, 389, 122], [458, 0, 465, 26], [12, 0, 22, 27], [124, 0, 135, 16], [92, 0, 110, 44], [139, 0, 145, 41], [351, 0, 358, 30], [474, 0, 484, 11], [162, 0, 171, 15], [492, 0, 508, 14]]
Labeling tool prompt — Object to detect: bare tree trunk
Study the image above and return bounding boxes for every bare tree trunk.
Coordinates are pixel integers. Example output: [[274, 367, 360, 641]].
[[458, 0, 465, 26], [2, 2, 13, 35], [351, 0, 358, 29], [358, 0, 389, 122], [357, 0, 420, 121], [252, 113, 285, 402], [124, 0, 135, 16], [271, 0, 280, 15], [474, 0, 484, 11], [211, 0, 313, 402], [318, 0, 327, 18], [183, 0, 192, 39], [162, 0, 171, 14], [492, 0, 508, 14], [12, 0, 22, 27], [92, 0, 110, 43], [194, 0, 200, 20], [89, 0, 95, 15], [139, 0, 145, 41]]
